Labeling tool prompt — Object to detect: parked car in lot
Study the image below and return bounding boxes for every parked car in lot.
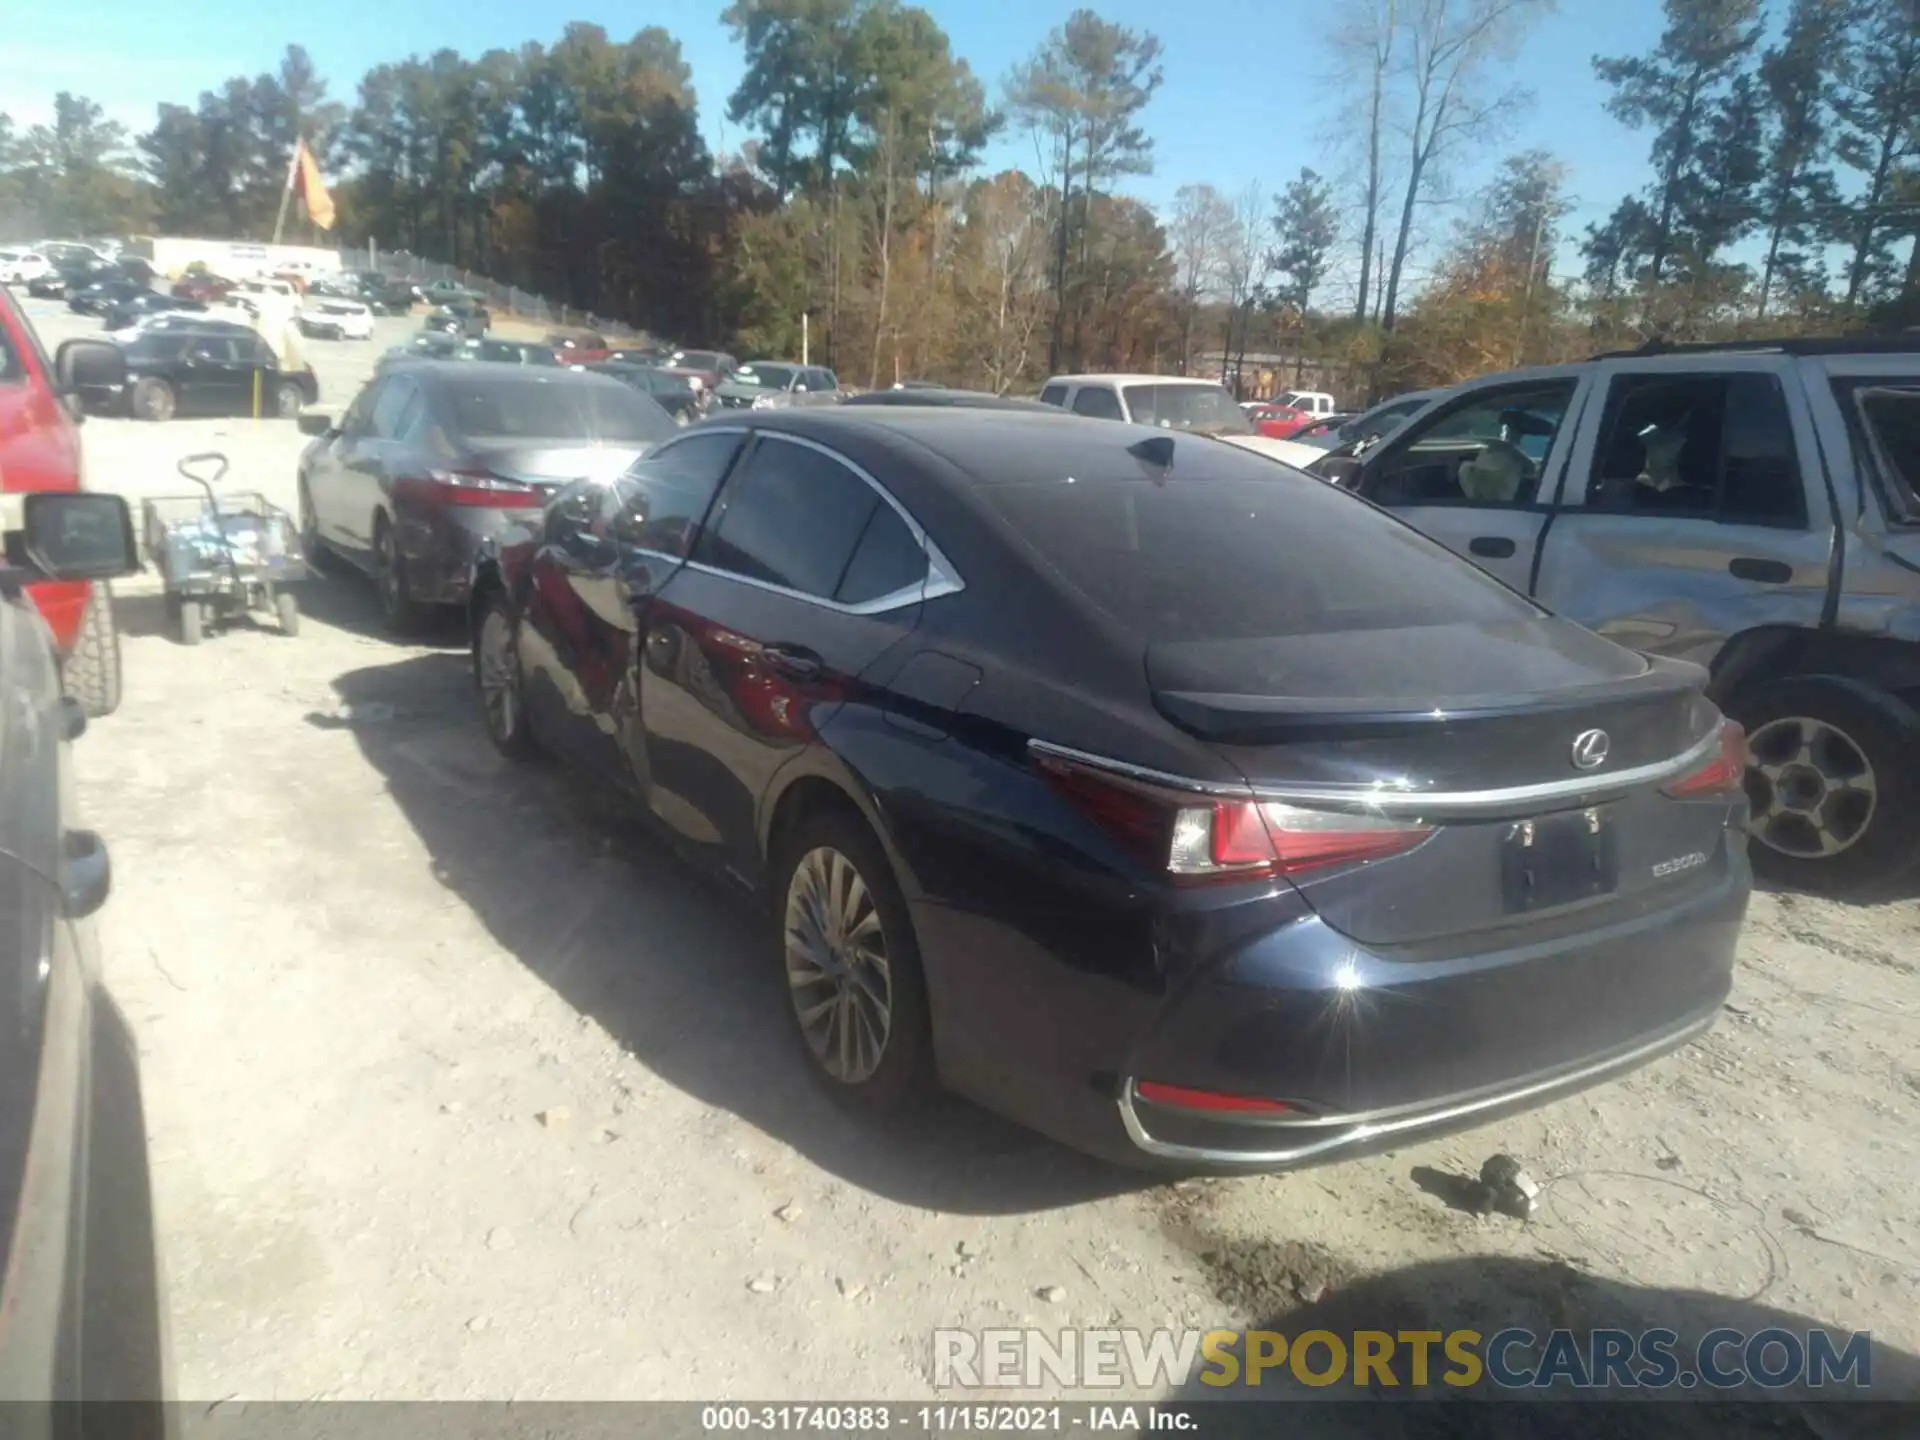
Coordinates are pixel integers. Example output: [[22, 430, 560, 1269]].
[[1256, 389, 1446, 468], [423, 302, 488, 338], [461, 338, 563, 368], [355, 275, 417, 315], [547, 329, 612, 365], [78, 328, 319, 422], [27, 259, 112, 301], [169, 271, 235, 304], [0, 485, 162, 1399], [665, 349, 738, 394], [0, 248, 54, 285], [1315, 337, 1920, 894], [297, 364, 678, 630], [378, 332, 465, 369], [841, 386, 1059, 412], [298, 298, 375, 341], [1036, 373, 1319, 466], [107, 312, 253, 345], [710, 361, 843, 411], [0, 289, 125, 717], [67, 277, 149, 317], [100, 291, 204, 334], [419, 280, 479, 307], [582, 360, 704, 423], [465, 407, 1752, 1167]]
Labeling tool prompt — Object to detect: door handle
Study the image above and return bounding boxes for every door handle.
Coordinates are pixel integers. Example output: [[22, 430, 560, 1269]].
[[763, 644, 823, 679], [1469, 535, 1517, 559], [1729, 557, 1792, 584]]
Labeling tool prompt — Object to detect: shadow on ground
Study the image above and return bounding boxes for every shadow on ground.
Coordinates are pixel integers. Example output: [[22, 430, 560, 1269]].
[[1170, 1254, 1917, 1437], [315, 652, 1147, 1217], [109, 568, 465, 647]]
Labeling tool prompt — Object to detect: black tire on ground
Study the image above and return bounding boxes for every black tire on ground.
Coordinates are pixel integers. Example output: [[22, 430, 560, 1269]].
[[178, 600, 204, 647], [373, 518, 425, 634], [1725, 674, 1920, 896], [273, 382, 303, 418], [772, 808, 935, 1115], [474, 593, 535, 760], [130, 378, 174, 422], [62, 583, 122, 718], [275, 591, 300, 637], [296, 479, 341, 573]]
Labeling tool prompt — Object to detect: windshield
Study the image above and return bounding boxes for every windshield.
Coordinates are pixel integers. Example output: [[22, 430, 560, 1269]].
[[674, 351, 723, 370], [441, 372, 678, 445], [731, 363, 796, 390], [1122, 384, 1253, 436]]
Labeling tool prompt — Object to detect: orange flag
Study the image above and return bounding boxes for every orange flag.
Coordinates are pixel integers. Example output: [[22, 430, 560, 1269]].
[[294, 138, 336, 232]]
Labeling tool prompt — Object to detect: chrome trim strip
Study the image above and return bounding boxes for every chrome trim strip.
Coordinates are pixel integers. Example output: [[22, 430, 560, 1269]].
[[677, 429, 965, 618], [1117, 1010, 1717, 1166], [1027, 728, 1723, 817]]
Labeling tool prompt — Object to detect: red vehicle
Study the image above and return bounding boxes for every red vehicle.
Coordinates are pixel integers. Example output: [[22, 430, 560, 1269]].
[[1248, 404, 1315, 439], [0, 285, 122, 715], [171, 273, 235, 303], [664, 348, 738, 393], [546, 329, 612, 366]]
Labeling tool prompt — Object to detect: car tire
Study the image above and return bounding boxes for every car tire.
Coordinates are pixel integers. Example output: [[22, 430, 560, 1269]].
[[1726, 674, 1920, 896], [178, 600, 204, 647], [373, 518, 424, 634], [131, 378, 175, 422], [62, 583, 123, 718], [474, 594, 535, 759], [273, 382, 303, 419], [275, 591, 300, 637], [774, 808, 935, 1114], [296, 478, 341, 573]]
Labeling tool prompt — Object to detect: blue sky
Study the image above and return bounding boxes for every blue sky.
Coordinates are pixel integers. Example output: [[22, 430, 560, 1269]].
[[1, 0, 1679, 284]]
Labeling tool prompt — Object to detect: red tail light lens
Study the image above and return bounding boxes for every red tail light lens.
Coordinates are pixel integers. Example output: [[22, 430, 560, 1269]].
[[1036, 751, 1432, 884], [1662, 720, 1748, 799], [393, 469, 540, 508]]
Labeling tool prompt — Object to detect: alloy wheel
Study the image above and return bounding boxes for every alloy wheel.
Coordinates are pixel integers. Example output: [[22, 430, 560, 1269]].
[[477, 608, 520, 742], [1744, 714, 1878, 860], [784, 846, 893, 1084], [377, 529, 404, 613]]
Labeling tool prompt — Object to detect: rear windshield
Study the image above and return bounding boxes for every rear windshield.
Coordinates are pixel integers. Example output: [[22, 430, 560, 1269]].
[[982, 468, 1541, 641], [1122, 384, 1252, 436], [439, 373, 676, 445]]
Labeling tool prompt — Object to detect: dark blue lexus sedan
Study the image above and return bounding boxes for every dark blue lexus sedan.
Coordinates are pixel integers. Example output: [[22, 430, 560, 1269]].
[[468, 407, 1752, 1169]]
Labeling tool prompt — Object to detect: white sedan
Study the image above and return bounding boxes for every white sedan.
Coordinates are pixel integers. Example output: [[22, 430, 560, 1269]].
[[297, 299, 375, 341], [0, 249, 53, 285]]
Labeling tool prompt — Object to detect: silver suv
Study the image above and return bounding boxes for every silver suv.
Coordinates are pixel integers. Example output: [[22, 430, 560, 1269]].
[[1316, 338, 1920, 895]]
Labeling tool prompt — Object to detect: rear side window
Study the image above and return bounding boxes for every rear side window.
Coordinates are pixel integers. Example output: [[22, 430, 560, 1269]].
[[1837, 379, 1920, 524], [983, 468, 1540, 642], [695, 436, 882, 600], [1072, 387, 1124, 420], [836, 502, 926, 605], [371, 379, 418, 438], [1038, 385, 1067, 407]]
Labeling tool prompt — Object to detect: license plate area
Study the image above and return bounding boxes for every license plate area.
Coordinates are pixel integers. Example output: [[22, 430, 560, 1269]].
[[1501, 807, 1617, 914]]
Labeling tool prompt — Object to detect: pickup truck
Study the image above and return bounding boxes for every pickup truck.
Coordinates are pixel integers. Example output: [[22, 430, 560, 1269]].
[[0, 284, 123, 716], [1313, 337, 1920, 895]]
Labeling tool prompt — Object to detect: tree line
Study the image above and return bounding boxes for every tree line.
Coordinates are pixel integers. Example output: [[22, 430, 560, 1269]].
[[0, 0, 1915, 397]]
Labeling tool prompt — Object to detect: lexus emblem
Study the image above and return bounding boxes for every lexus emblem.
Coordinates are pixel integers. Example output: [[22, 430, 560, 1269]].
[[1571, 729, 1611, 771]]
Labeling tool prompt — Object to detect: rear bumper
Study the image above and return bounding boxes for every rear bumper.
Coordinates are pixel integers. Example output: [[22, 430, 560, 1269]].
[[391, 504, 541, 606], [921, 845, 1748, 1173]]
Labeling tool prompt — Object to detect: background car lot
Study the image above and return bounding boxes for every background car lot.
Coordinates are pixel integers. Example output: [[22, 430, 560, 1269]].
[[14, 290, 1919, 1401]]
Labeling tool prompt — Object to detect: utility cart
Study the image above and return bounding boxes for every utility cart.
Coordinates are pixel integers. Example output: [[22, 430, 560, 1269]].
[[141, 453, 303, 645]]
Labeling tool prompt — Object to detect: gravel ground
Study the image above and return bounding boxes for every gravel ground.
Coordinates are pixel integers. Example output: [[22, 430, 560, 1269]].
[[19, 294, 1920, 1412]]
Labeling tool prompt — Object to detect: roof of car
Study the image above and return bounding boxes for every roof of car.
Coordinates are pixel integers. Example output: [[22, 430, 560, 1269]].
[[840, 387, 1057, 412], [1043, 373, 1226, 388], [734, 406, 1286, 488]]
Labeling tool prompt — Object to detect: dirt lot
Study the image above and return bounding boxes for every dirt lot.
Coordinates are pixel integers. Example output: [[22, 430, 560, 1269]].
[[22, 295, 1920, 1406]]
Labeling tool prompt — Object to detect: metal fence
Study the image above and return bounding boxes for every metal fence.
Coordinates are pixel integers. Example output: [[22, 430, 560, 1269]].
[[334, 245, 648, 343]]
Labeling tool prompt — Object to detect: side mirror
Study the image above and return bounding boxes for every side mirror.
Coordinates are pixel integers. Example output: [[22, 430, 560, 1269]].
[[793, 383, 809, 394], [60, 829, 111, 919], [1313, 455, 1363, 488], [297, 408, 341, 438], [55, 339, 126, 394], [13, 492, 139, 581]]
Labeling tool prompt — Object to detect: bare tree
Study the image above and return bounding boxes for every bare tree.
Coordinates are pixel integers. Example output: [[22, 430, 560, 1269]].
[[1322, 0, 1400, 324], [1168, 182, 1233, 372], [1380, 0, 1554, 332], [1215, 182, 1268, 390]]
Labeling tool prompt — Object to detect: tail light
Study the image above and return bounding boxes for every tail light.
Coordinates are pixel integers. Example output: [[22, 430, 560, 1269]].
[[1662, 719, 1748, 799], [393, 469, 540, 508], [1035, 751, 1431, 885]]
